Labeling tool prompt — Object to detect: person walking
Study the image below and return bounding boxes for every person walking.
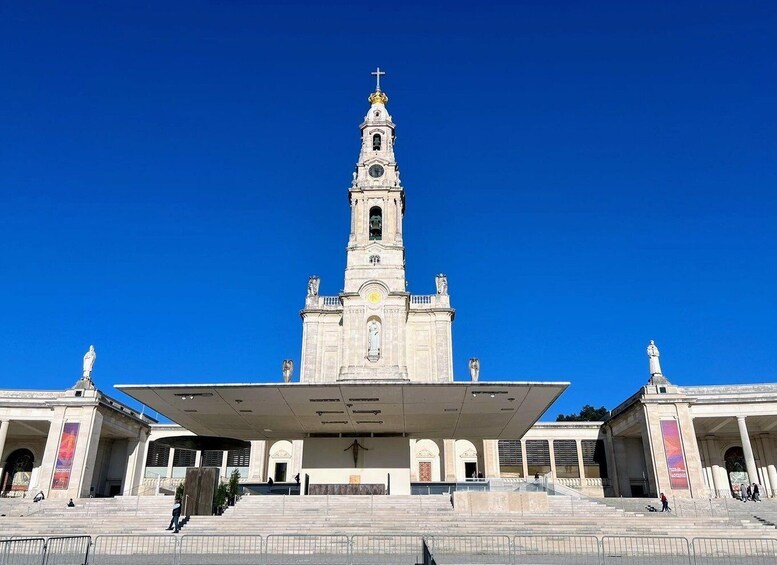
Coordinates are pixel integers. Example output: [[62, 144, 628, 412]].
[[166, 498, 182, 533], [752, 483, 761, 502], [660, 492, 670, 512]]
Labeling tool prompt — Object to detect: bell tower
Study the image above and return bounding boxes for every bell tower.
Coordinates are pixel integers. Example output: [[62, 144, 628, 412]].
[[344, 68, 406, 294], [299, 69, 454, 385]]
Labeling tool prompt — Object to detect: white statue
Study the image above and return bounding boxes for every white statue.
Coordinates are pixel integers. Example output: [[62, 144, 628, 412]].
[[435, 274, 448, 295], [469, 358, 480, 382], [282, 359, 294, 383], [647, 340, 662, 376], [367, 320, 381, 358], [307, 276, 320, 297], [82, 345, 96, 378]]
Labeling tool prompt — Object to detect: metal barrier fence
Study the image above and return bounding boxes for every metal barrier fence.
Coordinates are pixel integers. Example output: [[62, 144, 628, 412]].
[[0, 537, 46, 565], [178, 535, 262, 565], [514, 535, 600, 564], [43, 536, 91, 565], [2, 533, 777, 564], [691, 537, 777, 565], [264, 534, 350, 564], [91, 535, 177, 565], [601, 536, 691, 565], [426, 535, 512, 564], [349, 535, 423, 565]]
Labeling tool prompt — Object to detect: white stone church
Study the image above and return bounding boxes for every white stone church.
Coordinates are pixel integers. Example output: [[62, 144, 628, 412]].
[[2, 75, 777, 502]]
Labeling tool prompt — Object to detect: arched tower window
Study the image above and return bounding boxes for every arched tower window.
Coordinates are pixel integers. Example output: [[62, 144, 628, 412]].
[[369, 207, 382, 240], [372, 134, 381, 151]]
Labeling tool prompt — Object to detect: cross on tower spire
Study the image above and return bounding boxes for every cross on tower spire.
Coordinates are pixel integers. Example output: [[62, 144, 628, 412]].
[[371, 67, 386, 91]]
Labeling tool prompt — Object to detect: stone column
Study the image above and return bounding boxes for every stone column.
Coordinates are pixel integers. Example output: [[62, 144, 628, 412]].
[[194, 450, 201, 468], [703, 437, 721, 497], [576, 440, 586, 481], [0, 419, 9, 460], [166, 448, 175, 479], [604, 426, 620, 496], [35, 417, 63, 494], [548, 440, 556, 480], [442, 439, 456, 482], [520, 440, 529, 480], [764, 436, 777, 498], [0, 419, 9, 488], [737, 416, 758, 484], [482, 440, 499, 478], [123, 438, 140, 495], [78, 410, 104, 498], [248, 441, 266, 482], [409, 439, 417, 482], [220, 451, 228, 480]]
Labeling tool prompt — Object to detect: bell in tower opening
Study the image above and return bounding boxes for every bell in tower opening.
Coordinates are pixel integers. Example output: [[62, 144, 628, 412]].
[[369, 207, 383, 240]]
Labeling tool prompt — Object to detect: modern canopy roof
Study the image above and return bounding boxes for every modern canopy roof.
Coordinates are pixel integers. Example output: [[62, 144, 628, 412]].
[[116, 381, 569, 440]]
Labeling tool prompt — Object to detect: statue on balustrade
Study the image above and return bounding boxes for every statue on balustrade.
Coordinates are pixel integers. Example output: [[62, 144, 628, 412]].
[[307, 275, 320, 297], [282, 359, 294, 383], [435, 274, 448, 295], [469, 358, 480, 382]]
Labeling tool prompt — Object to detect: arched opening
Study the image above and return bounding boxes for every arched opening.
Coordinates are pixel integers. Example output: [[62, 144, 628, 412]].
[[2, 448, 34, 494], [372, 134, 382, 151], [724, 446, 746, 474], [369, 207, 382, 241], [724, 446, 747, 497]]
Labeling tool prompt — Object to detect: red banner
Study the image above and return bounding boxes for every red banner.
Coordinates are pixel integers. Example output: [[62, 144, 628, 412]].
[[51, 422, 80, 490], [660, 419, 689, 489]]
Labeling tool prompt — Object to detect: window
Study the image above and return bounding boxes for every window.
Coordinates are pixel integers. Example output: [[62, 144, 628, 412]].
[[227, 447, 251, 467], [498, 440, 523, 477], [372, 134, 381, 150], [553, 440, 580, 478], [526, 440, 551, 477], [145, 441, 170, 468], [369, 255, 380, 265], [173, 449, 196, 467], [582, 440, 608, 478], [201, 450, 223, 467], [369, 207, 382, 240]]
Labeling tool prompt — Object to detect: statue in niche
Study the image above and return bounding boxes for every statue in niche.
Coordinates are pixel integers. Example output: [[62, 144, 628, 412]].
[[647, 340, 662, 376], [435, 274, 448, 295], [307, 276, 320, 297], [282, 359, 294, 383], [367, 319, 381, 359], [469, 358, 480, 382], [83, 345, 96, 378]]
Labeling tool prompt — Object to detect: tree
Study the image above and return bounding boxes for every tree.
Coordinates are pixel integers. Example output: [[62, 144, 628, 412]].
[[556, 404, 609, 422], [227, 469, 241, 504]]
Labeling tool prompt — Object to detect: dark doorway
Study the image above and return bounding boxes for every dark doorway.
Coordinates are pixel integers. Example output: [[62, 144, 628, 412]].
[[274, 462, 288, 483], [2, 449, 34, 494], [464, 462, 477, 480]]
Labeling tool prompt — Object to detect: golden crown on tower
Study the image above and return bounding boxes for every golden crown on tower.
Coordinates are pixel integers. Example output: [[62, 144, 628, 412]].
[[368, 90, 388, 105]]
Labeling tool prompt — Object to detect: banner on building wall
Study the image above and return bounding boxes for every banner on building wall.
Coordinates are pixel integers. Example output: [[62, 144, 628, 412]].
[[51, 422, 80, 489], [660, 419, 689, 489]]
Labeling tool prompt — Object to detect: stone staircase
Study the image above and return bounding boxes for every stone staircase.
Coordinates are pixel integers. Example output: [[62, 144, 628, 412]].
[[2, 493, 777, 542], [0, 496, 174, 538]]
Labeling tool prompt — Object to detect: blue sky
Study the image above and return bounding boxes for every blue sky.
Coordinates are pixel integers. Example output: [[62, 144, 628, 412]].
[[1, 1, 775, 422]]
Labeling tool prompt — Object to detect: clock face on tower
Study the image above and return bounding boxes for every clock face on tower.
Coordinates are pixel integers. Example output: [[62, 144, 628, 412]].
[[368, 164, 385, 178]]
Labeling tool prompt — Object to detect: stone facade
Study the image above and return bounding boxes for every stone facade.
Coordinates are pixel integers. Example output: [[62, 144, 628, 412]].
[[0, 384, 152, 500]]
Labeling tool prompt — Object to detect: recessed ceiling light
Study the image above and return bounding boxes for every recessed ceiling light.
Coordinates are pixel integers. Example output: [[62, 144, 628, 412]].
[[263, 428, 272, 432]]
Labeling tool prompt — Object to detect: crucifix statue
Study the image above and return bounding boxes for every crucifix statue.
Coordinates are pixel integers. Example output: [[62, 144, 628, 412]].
[[344, 439, 369, 467], [371, 67, 386, 91]]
